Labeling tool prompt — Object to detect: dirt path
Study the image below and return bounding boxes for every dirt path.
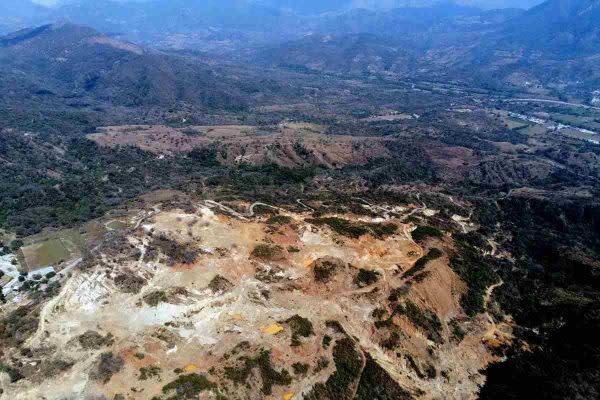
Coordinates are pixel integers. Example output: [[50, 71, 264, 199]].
[[486, 239, 498, 257], [296, 199, 314, 212], [203, 200, 283, 219], [482, 280, 508, 341]]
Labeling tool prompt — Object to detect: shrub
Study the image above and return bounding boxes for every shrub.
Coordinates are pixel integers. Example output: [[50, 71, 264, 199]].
[[304, 338, 363, 400], [266, 215, 292, 225], [411, 226, 443, 242], [355, 269, 380, 287], [381, 331, 401, 350], [307, 217, 369, 238], [449, 241, 499, 316], [251, 244, 283, 260], [286, 314, 314, 347], [92, 352, 124, 384], [161, 373, 215, 399], [0, 362, 23, 383], [307, 218, 397, 239], [450, 319, 465, 342], [397, 301, 443, 344], [139, 365, 162, 381], [313, 259, 341, 283], [224, 350, 291, 395], [292, 362, 309, 375], [403, 248, 443, 279]]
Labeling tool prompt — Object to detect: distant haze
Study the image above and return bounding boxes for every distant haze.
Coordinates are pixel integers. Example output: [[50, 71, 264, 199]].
[[31, 0, 546, 10], [351, 0, 545, 10]]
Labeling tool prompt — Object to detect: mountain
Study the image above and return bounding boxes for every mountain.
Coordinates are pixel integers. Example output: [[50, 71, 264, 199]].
[[259, 0, 351, 14], [0, 23, 248, 120], [351, 0, 543, 10], [495, 0, 600, 56], [255, 4, 518, 75], [0, 0, 540, 50], [440, 0, 600, 90], [258, 33, 417, 75], [256, 0, 600, 93]]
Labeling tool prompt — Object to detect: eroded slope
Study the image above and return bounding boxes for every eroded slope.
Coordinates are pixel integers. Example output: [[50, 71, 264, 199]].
[[0, 196, 510, 400]]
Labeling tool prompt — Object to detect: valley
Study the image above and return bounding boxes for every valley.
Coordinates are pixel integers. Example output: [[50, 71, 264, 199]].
[[1, 1, 600, 399]]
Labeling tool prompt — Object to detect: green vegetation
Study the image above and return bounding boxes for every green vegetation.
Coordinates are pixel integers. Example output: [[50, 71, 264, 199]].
[[143, 290, 168, 307], [411, 226, 443, 242], [381, 331, 401, 350], [266, 215, 292, 225], [368, 223, 398, 238], [449, 319, 465, 343], [398, 301, 443, 344], [374, 300, 442, 344], [139, 365, 161, 381], [314, 357, 330, 373], [449, 239, 498, 316], [355, 268, 380, 287], [313, 259, 339, 283], [77, 330, 114, 350], [307, 217, 368, 238], [224, 350, 291, 395], [403, 248, 443, 279], [161, 374, 216, 400], [250, 244, 283, 260], [286, 314, 314, 347], [293, 141, 312, 159], [150, 235, 199, 265], [306, 217, 397, 239], [0, 306, 40, 348], [305, 338, 364, 400], [0, 362, 23, 383], [207, 275, 233, 293], [20, 238, 72, 270], [292, 362, 309, 375], [93, 352, 124, 384], [355, 355, 413, 400]]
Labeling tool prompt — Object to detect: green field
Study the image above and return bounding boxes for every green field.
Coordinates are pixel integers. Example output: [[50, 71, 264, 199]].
[[19, 227, 91, 271], [21, 238, 73, 271]]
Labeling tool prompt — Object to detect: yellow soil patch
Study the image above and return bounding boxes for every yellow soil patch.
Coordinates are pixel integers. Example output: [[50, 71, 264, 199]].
[[232, 314, 243, 321], [262, 324, 284, 335], [184, 364, 198, 372]]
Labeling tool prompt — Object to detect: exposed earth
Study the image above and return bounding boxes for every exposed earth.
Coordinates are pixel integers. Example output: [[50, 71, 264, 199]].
[[0, 192, 511, 400]]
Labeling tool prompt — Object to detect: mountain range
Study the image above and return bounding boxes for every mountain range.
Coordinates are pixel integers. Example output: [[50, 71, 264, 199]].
[[1, 0, 599, 96], [0, 0, 546, 37], [257, 0, 600, 95], [0, 22, 251, 133]]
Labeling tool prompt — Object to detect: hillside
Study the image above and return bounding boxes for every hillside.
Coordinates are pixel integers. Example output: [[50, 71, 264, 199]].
[[497, 0, 600, 56], [0, 24, 249, 120], [256, 0, 600, 94], [258, 33, 417, 76], [1, 5, 600, 400]]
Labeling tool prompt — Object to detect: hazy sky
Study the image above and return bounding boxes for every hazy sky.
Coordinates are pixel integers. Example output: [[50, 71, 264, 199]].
[[31, 0, 545, 9], [32, 0, 58, 5]]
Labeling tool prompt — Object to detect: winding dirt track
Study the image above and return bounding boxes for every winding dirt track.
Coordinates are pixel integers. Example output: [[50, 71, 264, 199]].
[[482, 280, 509, 341], [203, 200, 282, 220]]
